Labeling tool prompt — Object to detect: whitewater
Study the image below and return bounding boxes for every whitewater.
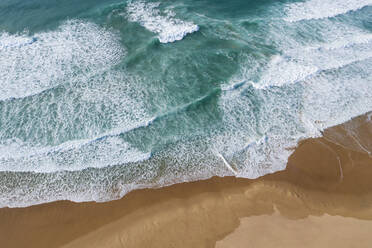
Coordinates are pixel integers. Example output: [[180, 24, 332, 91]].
[[0, 0, 371, 207]]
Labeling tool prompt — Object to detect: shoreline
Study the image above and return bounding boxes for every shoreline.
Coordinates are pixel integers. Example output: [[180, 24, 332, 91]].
[[1, 113, 372, 247]]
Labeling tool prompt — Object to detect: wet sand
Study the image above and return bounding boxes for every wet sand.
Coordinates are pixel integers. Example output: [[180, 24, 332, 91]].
[[1, 113, 372, 248]]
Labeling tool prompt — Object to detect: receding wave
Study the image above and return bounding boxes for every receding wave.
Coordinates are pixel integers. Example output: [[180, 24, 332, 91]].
[[284, 0, 372, 22], [125, 0, 199, 43]]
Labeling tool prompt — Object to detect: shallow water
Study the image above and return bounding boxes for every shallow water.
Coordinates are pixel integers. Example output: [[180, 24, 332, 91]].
[[0, 0, 371, 207]]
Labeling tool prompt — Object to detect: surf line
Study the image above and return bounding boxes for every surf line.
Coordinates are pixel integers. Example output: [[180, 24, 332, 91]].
[[217, 153, 238, 175]]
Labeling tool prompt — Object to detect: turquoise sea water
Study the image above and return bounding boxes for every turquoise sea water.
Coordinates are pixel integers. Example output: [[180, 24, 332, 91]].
[[0, 0, 371, 207]]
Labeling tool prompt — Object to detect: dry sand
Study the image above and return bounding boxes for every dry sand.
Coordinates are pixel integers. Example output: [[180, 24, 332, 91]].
[[1, 113, 372, 248]]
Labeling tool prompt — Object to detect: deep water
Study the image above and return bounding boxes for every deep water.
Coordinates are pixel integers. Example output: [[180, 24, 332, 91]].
[[0, 0, 372, 207]]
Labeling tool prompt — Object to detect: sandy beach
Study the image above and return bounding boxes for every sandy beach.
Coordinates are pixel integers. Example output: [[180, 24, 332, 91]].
[[1, 113, 372, 248]]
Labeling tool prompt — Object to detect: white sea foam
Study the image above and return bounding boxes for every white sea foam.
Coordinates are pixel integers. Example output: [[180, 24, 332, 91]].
[[218, 69, 315, 178], [0, 19, 156, 167], [252, 34, 372, 88], [302, 58, 372, 130], [126, 1, 199, 43], [320, 33, 372, 50], [252, 55, 319, 88], [0, 70, 154, 173], [218, 57, 372, 179], [0, 135, 151, 173], [0, 20, 124, 101], [218, 17, 372, 179], [1, 0, 372, 208], [284, 0, 372, 22]]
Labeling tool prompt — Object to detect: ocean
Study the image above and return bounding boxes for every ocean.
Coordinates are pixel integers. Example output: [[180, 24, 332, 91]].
[[0, 0, 371, 207]]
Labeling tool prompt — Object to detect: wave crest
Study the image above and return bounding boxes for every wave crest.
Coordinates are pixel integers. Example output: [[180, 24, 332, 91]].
[[126, 1, 199, 43]]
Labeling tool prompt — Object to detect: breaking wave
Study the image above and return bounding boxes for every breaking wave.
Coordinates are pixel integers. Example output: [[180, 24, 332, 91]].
[[0, 20, 124, 101], [126, 0, 199, 43]]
